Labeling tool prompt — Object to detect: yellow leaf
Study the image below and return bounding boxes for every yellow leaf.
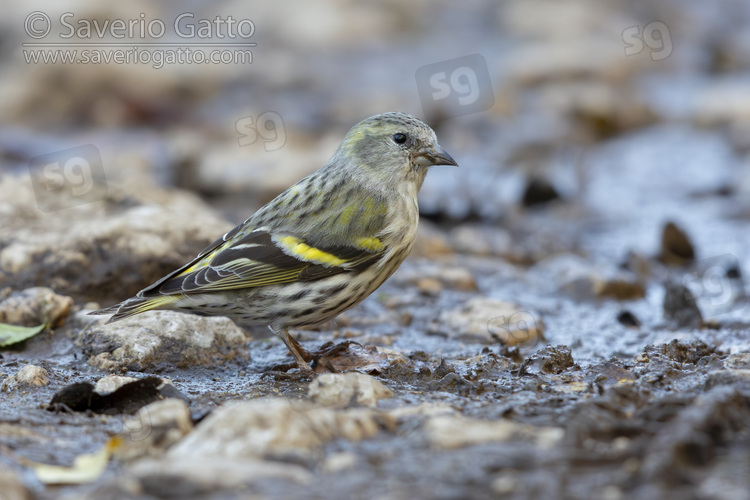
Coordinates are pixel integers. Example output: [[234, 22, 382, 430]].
[[32, 436, 122, 485]]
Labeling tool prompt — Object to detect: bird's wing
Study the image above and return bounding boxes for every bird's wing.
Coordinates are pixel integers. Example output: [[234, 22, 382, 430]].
[[93, 185, 392, 321], [137, 227, 385, 298]]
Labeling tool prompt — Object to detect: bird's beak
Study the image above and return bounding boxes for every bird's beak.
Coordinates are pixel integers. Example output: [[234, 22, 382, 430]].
[[416, 145, 458, 167]]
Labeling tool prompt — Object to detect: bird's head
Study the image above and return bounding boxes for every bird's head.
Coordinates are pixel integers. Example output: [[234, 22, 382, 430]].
[[334, 112, 457, 191]]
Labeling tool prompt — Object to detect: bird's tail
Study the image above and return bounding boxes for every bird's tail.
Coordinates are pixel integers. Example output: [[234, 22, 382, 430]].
[[88, 295, 179, 323]]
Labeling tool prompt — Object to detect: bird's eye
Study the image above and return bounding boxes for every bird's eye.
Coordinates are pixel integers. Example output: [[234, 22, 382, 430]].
[[392, 133, 407, 145]]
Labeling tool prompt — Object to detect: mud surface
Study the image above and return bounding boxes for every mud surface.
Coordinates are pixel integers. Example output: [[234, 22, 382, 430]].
[[2, 1, 750, 499]]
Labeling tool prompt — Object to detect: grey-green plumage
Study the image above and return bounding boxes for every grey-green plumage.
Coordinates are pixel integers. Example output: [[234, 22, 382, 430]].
[[91, 112, 457, 371]]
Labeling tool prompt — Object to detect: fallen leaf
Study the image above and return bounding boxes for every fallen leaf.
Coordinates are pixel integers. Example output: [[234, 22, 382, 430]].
[[314, 342, 392, 374], [47, 377, 189, 414], [0, 323, 46, 347], [32, 436, 122, 485]]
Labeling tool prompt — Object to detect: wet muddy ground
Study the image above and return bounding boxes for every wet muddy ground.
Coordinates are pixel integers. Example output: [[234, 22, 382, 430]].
[[2, 193, 749, 499], [3, 1, 750, 499]]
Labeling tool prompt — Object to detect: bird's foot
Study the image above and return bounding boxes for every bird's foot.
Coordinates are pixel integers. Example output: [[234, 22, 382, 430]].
[[262, 341, 360, 379]]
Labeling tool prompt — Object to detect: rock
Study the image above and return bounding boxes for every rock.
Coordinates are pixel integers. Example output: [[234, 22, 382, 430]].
[[587, 362, 635, 387], [437, 267, 479, 291], [312, 343, 400, 374], [169, 398, 394, 462], [663, 282, 704, 328], [392, 260, 478, 292], [114, 399, 193, 462], [592, 279, 646, 301], [502, 0, 643, 83], [492, 474, 518, 495], [411, 221, 454, 258], [535, 254, 645, 301], [78, 311, 248, 371], [126, 457, 312, 494], [416, 277, 443, 296], [616, 310, 641, 329], [1, 365, 49, 391], [321, 452, 358, 473], [0, 467, 31, 500], [387, 403, 457, 421], [704, 370, 750, 389], [448, 225, 514, 257], [657, 340, 717, 365], [190, 139, 330, 197], [308, 373, 393, 408], [422, 415, 563, 450], [505, 37, 632, 86], [562, 274, 645, 301], [0, 175, 231, 304], [93, 376, 139, 395], [641, 387, 747, 481], [432, 297, 544, 346], [47, 377, 188, 415], [520, 345, 575, 375], [521, 177, 561, 207], [724, 353, 750, 370], [0, 287, 73, 328], [658, 222, 695, 266]]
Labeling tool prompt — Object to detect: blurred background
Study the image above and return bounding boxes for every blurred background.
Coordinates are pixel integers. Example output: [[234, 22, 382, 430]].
[[1, 0, 748, 216], [1, 0, 750, 326]]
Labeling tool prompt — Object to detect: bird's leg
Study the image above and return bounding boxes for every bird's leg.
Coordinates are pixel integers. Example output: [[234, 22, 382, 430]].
[[286, 333, 314, 362], [270, 326, 313, 372]]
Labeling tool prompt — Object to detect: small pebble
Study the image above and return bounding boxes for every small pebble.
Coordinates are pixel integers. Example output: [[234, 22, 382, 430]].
[[1, 364, 49, 392]]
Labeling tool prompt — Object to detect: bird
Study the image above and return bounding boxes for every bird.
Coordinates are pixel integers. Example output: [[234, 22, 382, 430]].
[[90, 112, 457, 372]]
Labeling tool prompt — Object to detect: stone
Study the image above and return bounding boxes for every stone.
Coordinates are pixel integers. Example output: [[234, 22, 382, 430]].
[[520, 345, 575, 375], [616, 310, 641, 329], [321, 452, 358, 473], [521, 177, 561, 207], [169, 398, 393, 462], [658, 221, 695, 266], [0, 176, 231, 304], [93, 376, 139, 395], [393, 259, 478, 292], [127, 456, 312, 492], [534, 254, 645, 301], [416, 277, 443, 296], [0, 287, 73, 328], [307, 373, 393, 408], [448, 225, 514, 257], [78, 311, 248, 371], [704, 370, 750, 389], [47, 377, 187, 415], [423, 414, 563, 450], [432, 297, 544, 346], [114, 399, 193, 462], [724, 353, 750, 370], [387, 403, 457, 421], [663, 282, 704, 328], [0, 467, 32, 500], [1, 365, 49, 392], [410, 221, 454, 258]]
